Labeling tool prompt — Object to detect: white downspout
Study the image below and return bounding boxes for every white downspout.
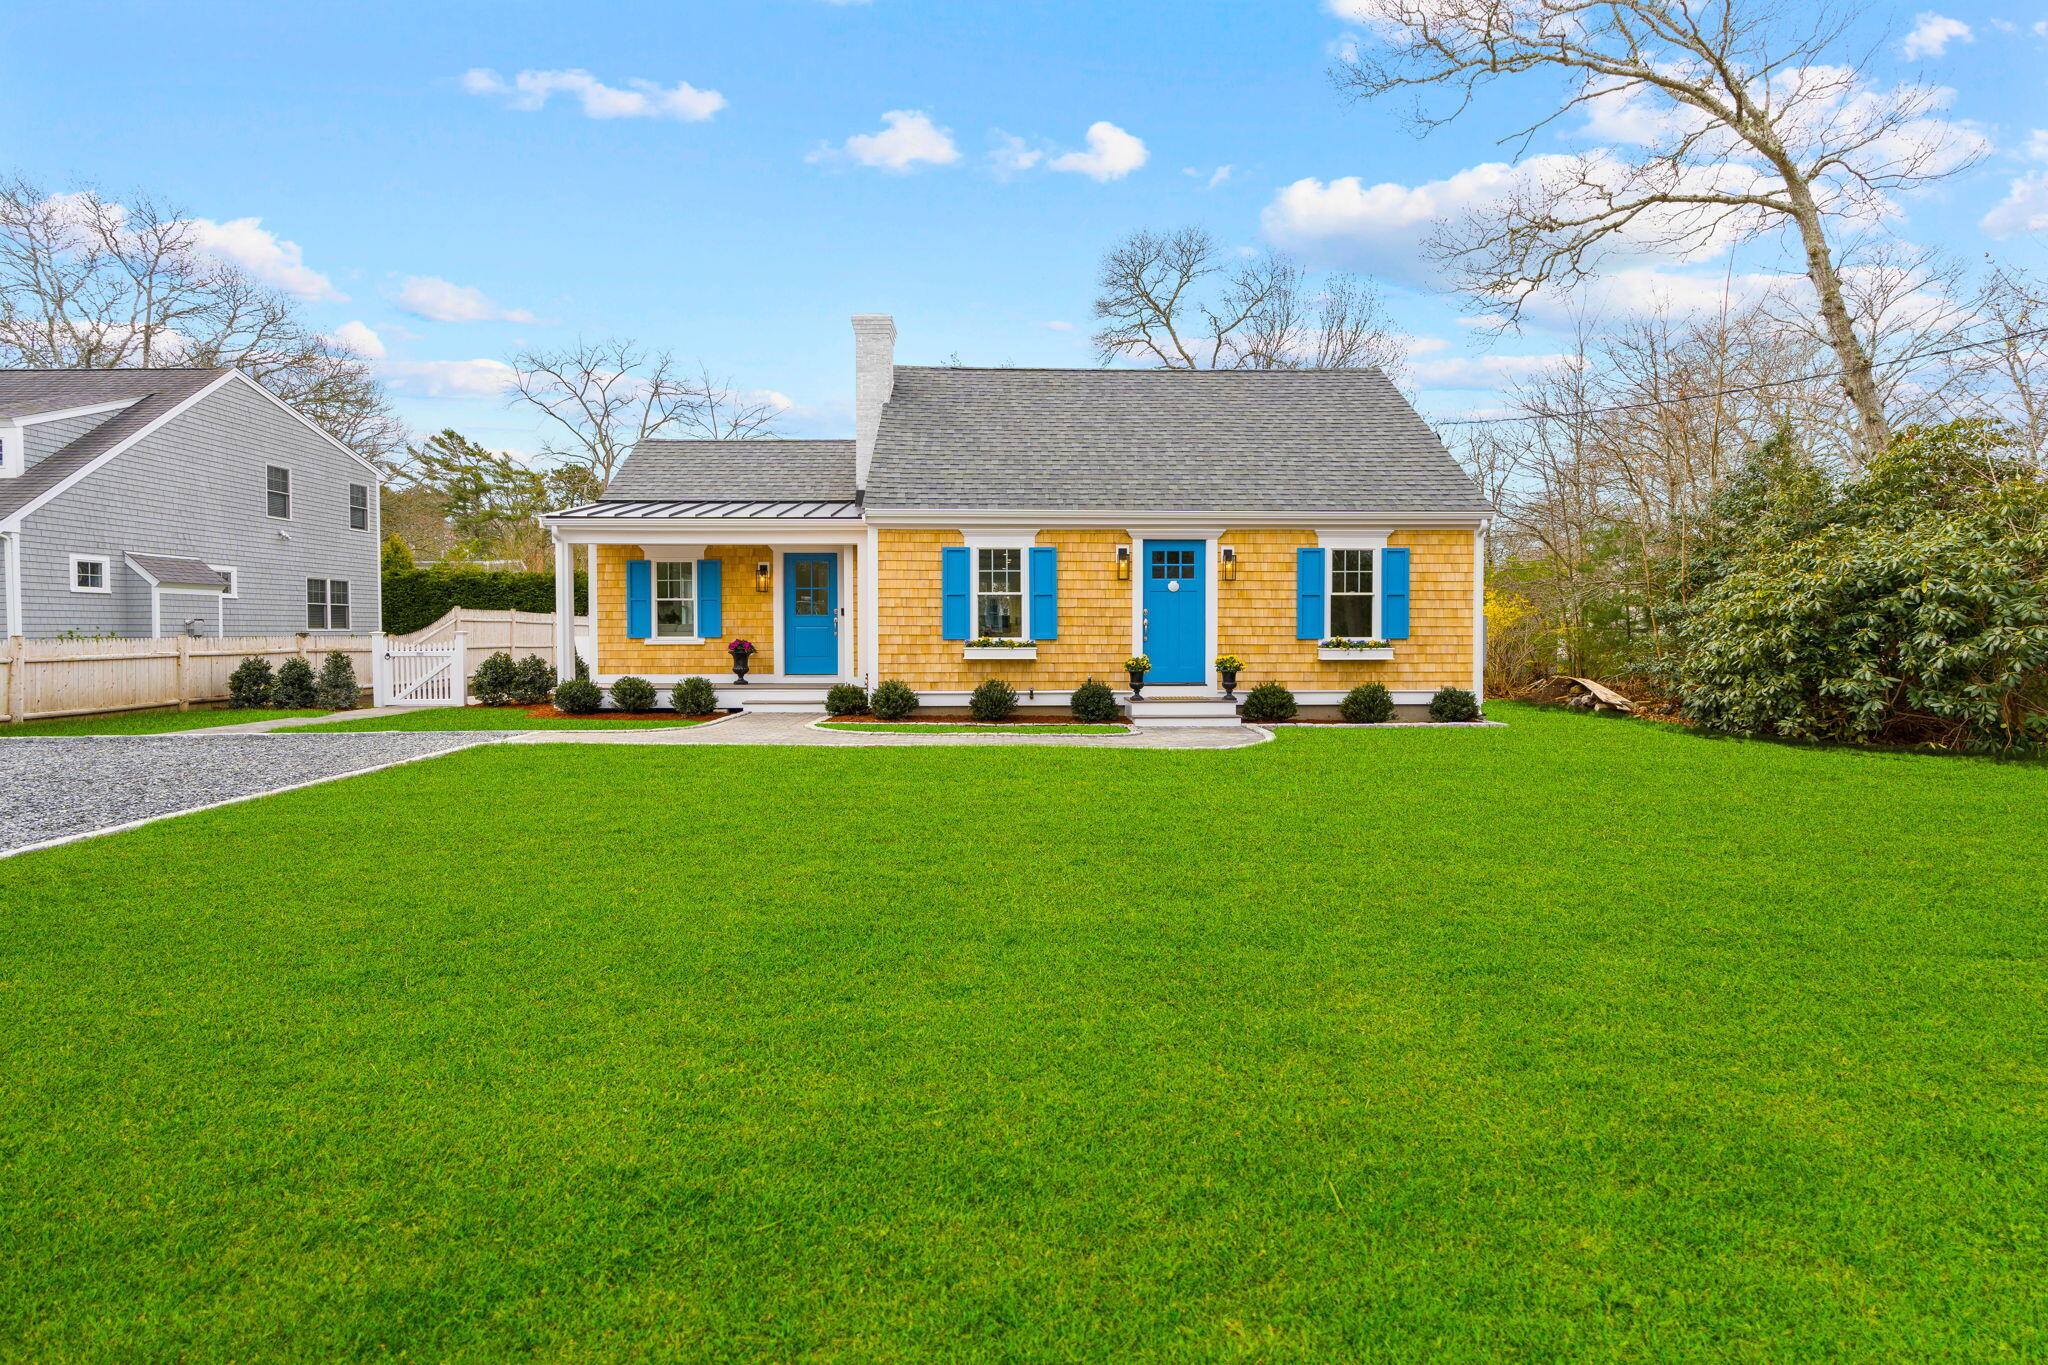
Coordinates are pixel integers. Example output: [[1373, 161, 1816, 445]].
[[1, 528, 21, 638]]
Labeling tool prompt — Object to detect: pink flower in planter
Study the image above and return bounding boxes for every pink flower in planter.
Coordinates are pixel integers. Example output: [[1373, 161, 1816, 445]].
[[727, 639, 756, 657]]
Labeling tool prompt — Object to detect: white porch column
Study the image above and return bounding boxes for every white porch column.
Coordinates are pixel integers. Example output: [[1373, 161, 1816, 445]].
[[552, 534, 576, 680], [859, 529, 880, 685]]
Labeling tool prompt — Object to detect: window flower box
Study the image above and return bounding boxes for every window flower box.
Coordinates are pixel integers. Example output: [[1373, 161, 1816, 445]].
[[964, 639, 1038, 660], [1319, 638, 1394, 661]]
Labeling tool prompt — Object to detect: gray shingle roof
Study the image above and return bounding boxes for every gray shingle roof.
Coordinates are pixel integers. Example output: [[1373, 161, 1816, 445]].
[[0, 368, 230, 519], [604, 439, 857, 502], [125, 553, 230, 588], [555, 499, 863, 520], [865, 367, 1491, 514]]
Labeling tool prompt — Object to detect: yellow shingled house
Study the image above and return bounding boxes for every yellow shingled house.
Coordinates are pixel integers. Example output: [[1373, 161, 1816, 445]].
[[540, 315, 1492, 725]]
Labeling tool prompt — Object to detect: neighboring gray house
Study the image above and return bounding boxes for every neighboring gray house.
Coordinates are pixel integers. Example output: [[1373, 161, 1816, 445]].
[[0, 368, 381, 638]]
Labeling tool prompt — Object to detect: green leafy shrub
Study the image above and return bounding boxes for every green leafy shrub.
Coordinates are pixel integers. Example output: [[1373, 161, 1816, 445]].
[[670, 676, 719, 716], [1070, 678, 1120, 723], [273, 657, 318, 708], [610, 676, 657, 713], [380, 567, 587, 636], [970, 678, 1019, 723], [508, 655, 557, 705], [226, 656, 274, 709], [825, 683, 869, 716], [553, 676, 603, 714], [316, 652, 359, 710], [1340, 682, 1395, 724], [869, 679, 919, 721], [470, 651, 518, 705], [1429, 687, 1480, 722], [1240, 681, 1297, 722]]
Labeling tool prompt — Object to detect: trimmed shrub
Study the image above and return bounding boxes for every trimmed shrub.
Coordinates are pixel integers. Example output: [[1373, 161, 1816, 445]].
[[1070, 678, 1120, 724], [380, 567, 588, 637], [1429, 687, 1481, 722], [1240, 680, 1298, 723], [508, 655, 557, 705], [610, 675, 657, 713], [471, 651, 518, 705], [273, 657, 318, 708], [671, 676, 719, 716], [574, 653, 590, 680], [316, 652, 359, 710], [970, 678, 1019, 723], [825, 683, 869, 716], [226, 656, 274, 709], [553, 676, 603, 714], [869, 678, 920, 721], [1340, 682, 1395, 724]]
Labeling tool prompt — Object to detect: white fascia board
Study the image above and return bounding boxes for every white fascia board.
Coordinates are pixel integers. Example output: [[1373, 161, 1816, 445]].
[[543, 519, 865, 546], [867, 507, 1492, 530], [222, 370, 386, 480], [13, 399, 140, 427], [0, 371, 238, 533]]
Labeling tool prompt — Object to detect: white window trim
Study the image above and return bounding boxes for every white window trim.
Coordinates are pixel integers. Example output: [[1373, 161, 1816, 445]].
[[348, 483, 370, 531], [649, 558, 701, 643], [1326, 547, 1382, 642], [210, 565, 239, 599], [69, 553, 112, 594], [961, 531, 1040, 641], [267, 465, 293, 521], [306, 576, 352, 631]]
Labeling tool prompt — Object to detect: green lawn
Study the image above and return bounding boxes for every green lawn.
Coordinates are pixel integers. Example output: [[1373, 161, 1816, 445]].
[[293, 707, 714, 731], [2, 703, 2044, 1361], [0, 707, 328, 737], [818, 720, 1130, 734]]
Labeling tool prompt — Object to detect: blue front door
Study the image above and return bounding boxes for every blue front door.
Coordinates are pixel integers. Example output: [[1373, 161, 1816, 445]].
[[784, 553, 838, 675], [1142, 540, 1204, 684]]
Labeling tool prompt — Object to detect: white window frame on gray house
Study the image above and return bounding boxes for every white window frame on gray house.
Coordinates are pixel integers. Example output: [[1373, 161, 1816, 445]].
[[267, 466, 292, 519], [349, 483, 369, 530], [210, 565, 239, 600], [69, 553, 111, 593], [306, 577, 351, 630]]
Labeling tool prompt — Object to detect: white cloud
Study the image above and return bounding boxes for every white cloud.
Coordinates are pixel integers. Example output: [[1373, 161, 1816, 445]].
[[184, 217, 343, 301], [1039, 320, 1077, 332], [1184, 165, 1234, 188], [1900, 13, 1972, 59], [1982, 173, 2048, 237], [816, 110, 960, 172], [2027, 130, 2048, 162], [1048, 122, 1148, 181], [1262, 159, 1575, 281], [1407, 352, 1578, 389], [326, 321, 385, 359], [460, 68, 725, 122], [989, 133, 1044, 174], [394, 275, 538, 324], [380, 358, 520, 398]]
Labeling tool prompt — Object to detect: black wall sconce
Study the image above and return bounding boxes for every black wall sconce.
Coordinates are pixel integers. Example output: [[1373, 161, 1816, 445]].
[[755, 560, 772, 592], [1220, 546, 1238, 581], [1115, 545, 1132, 580]]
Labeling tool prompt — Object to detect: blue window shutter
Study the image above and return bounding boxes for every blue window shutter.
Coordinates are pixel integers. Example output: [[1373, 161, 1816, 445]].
[[1296, 548, 1325, 640], [625, 558, 652, 639], [1030, 546, 1058, 640], [696, 558, 723, 638], [941, 546, 970, 640], [1381, 547, 1410, 639]]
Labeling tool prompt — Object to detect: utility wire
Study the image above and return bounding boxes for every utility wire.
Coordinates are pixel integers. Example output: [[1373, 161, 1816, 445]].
[[1431, 323, 2048, 428]]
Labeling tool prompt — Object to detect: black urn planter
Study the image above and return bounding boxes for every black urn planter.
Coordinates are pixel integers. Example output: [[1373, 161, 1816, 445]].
[[1219, 670, 1239, 700], [1126, 670, 1146, 699], [731, 655, 751, 685]]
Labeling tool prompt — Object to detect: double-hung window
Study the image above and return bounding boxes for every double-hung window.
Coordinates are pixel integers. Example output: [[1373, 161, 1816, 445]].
[[653, 560, 697, 639], [348, 484, 369, 530], [307, 578, 351, 630], [975, 548, 1025, 639], [267, 466, 292, 519], [1330, 549, 1376, 638]]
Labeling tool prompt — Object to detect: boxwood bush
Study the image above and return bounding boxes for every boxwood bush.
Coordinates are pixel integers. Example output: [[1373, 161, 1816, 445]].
[[970, 678, 1020, 723], [1429, 687, 1481, 722], [470, 651, 518, 705], [508, 655, 557, 705], [869, 679, 919, 721], [226, 656, 274, 708], [609, 676, 657, 713], [316, 652, 359, 710], [1340, 682, 1395, 724], [825, 683, 869, 716], [273, 657, 318, 708], [1070, 678, 1120, 724], [1240, 680, 1298, 723], [670, 676, 720, 716], [553, 676, 604, 713]]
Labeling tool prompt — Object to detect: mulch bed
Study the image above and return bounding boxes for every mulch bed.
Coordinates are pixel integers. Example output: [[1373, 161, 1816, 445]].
[[507, 705, 737, 721]]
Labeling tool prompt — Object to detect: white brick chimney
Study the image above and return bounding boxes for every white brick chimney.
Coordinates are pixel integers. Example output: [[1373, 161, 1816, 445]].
[[851, 313, 896, 492]]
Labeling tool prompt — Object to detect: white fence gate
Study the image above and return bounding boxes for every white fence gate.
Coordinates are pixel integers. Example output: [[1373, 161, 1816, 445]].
[[373, 633, 467, 708]]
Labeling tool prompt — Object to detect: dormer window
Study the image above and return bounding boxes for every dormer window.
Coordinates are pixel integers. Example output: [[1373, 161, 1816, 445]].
[[0, 424, 18, 479]]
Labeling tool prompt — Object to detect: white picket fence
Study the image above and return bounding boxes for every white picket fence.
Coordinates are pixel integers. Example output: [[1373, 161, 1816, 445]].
[[1, 608, 586, 723], [372, 634, 467, 708]]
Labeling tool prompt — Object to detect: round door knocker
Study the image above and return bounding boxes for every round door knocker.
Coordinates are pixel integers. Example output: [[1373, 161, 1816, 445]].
[[1167, 580, 1180, 592]]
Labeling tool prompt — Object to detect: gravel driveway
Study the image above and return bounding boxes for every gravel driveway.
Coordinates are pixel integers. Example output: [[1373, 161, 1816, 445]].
[[0, 733, 502, 855]]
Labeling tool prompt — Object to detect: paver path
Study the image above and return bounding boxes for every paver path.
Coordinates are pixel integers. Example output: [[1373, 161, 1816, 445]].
[[0, 733, 503, 855], [501, 712, 1272, 749]]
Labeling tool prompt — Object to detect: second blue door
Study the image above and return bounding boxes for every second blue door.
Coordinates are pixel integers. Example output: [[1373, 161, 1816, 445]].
[[1142, 540, 1204, 684], [784, 553, 838, 675]]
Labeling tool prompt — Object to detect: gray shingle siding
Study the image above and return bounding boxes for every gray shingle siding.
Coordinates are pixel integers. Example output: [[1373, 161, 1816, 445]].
[[25, 410, 127, 470], [6, 376, 380, 637]]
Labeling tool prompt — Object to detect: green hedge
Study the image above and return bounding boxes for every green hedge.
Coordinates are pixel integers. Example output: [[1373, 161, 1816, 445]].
[[381, 569, 589, 636]]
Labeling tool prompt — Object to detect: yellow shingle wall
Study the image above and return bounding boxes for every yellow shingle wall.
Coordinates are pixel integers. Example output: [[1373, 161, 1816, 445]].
[[873, 526, 1475, 692], [594, 543, 776, 677]]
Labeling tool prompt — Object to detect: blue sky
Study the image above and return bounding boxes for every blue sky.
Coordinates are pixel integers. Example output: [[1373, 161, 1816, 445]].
[[8, 1, 2046, 455]]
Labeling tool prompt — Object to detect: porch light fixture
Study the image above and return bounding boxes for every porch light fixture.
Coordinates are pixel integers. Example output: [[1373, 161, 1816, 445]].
[[1220, 546, 1238, 581], [1115, 545, 1132, 580], [755, 560, 771, 592]]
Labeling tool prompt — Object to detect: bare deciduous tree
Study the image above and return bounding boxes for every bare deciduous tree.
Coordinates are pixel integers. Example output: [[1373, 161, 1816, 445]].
[[507, 340, 784, 487], [1334, 0, 1985, 452], [0, 176, 406, 463], [1091, 227, 1405, 374]]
